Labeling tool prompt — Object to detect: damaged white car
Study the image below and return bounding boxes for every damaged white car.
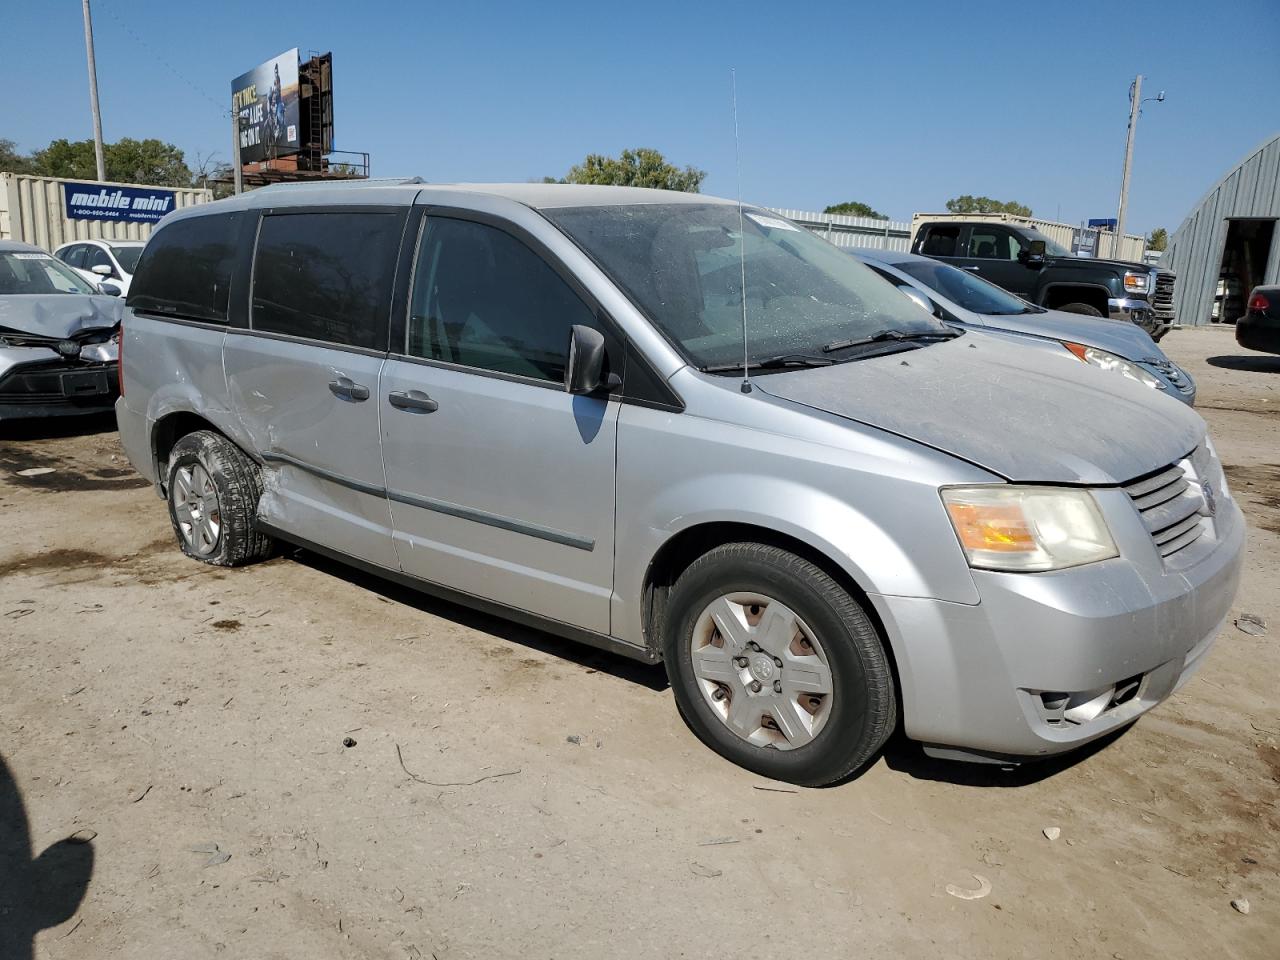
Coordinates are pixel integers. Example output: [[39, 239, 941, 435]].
[[0, 240, 121, 422]]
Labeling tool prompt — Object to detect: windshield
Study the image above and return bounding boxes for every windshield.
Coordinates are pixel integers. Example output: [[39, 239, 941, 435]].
[[893, 259, 1037, 316], [110, 244, 143, 273], [0, 251, 97, 296], [546, 203, 950, 369]]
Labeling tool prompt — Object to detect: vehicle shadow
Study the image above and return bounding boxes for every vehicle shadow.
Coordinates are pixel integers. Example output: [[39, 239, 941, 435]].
[[0, 754, 94, 959], [0, 411, 117, 442], [876, 724, 1133, 787], [287, 547, 671, 692], [1207, 354, 1280, 373]]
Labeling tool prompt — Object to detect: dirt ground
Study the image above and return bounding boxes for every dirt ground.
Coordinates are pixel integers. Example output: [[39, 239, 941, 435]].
[[1, 326, 1276, 960]]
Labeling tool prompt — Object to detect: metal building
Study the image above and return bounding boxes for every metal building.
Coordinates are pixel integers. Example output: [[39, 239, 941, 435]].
[[1164, 133, 1280, 325]]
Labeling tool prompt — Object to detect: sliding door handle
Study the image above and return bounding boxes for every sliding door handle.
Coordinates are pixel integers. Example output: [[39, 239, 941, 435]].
[[328, 376, 370, 401], [388, 389, 439, 413]]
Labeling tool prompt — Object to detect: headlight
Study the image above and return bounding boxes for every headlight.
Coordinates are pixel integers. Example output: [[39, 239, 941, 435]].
[[1063, 342, 1165, 390], [941, 486, 1118, 572], [1123, 271, 1150, 293]]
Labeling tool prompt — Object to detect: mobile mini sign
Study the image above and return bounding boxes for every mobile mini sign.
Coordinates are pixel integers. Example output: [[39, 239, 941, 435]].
[[62, 182, 177, 224]]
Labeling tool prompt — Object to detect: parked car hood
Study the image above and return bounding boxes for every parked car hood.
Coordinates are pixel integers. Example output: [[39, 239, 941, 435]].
[[758, 333, 1203, 485], [0, 294, 123, 339], [1046, 256, 1163, 275], [978, 308, 1162, 361]]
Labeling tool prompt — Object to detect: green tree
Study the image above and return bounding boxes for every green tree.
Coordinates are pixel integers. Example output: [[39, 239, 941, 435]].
[[552, 148, 705, 192], [31, 137, 194, 187], [823, 200, 886, 219], [1147, 227, 1168, 251], [0, 138, 35, 174], [945, 195, 1033, 218]]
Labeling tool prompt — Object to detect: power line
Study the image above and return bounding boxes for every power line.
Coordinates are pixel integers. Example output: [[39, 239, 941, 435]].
[[96, 1, 231, 119]]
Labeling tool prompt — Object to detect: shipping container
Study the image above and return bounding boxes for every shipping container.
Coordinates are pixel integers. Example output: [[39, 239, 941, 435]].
[[909, 212, 1146, 262], [0, 172, 212, 251]]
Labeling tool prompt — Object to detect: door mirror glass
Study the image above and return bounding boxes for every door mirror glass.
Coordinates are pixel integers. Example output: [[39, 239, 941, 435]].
[[565, 324, 618, 395], [1021, 239, 1047, 266], [97, 282, 122, 297]]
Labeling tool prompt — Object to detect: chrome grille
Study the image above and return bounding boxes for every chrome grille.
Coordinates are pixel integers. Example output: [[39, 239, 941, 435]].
[[1151, 273, 1176, 318], [1123, 453, 1207, 558]]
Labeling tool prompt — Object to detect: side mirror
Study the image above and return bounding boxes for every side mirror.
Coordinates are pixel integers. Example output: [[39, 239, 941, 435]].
[[565, 324, 620, 395], [1020, 239, 1047, 267], [97, 282, 122, 297], [91, 264, 113, 278]]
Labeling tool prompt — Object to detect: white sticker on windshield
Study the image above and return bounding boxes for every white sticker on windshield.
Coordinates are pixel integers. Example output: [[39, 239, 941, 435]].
[[745, 213, 800, 232], [12, 253, 52, 260]]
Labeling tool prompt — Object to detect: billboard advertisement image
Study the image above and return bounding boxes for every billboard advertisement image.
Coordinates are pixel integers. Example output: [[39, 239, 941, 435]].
[[232, 49, 300, 163]]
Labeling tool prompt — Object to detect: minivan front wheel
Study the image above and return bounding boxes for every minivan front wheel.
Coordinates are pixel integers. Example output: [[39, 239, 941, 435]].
[[663, 543, 897, 786], [166, 430, 273, 566]]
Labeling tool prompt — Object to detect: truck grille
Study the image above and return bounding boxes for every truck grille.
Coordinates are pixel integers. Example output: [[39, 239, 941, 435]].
[[1151, 272, 1176, 318], [1122, 453, 1207, 558]]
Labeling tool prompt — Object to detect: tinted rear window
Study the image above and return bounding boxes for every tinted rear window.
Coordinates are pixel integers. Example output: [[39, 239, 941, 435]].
[[127, 212, 240, 322], [251, 212, 401, 350]]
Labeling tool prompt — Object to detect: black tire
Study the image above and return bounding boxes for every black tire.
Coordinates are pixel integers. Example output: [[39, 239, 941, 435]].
[[165, 430, 273, 567], [1057, 302, 1105, 318], [663, 543, 897, 787]]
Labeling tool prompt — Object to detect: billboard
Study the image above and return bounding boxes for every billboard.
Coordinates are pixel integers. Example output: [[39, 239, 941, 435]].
[[63, 181, 177, 223], [232, 49, 301, 163]]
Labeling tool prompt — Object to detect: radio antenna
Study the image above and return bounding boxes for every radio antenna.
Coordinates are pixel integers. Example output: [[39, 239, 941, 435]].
[[731, 68, 751, 394]]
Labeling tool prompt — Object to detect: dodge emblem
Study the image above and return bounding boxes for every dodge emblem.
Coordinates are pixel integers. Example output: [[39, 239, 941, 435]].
[[1201, 480, 1217, 517]]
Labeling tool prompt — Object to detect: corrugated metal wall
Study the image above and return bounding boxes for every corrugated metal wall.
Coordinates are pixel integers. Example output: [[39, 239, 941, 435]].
[[767, 208, 912, 251], [1165, 134, 1280, 326], [0, 173, 211, 250]]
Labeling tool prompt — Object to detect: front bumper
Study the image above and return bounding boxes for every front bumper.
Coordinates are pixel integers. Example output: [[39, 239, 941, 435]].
[[872, 493, 1244, 759], [1108, 297, 1171, 339], [0, 355, 119, 421]]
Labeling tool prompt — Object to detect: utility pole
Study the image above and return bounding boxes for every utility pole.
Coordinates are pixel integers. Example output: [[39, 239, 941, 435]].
[[232, 112, 244, 195], [81, 0, 106, 181], [1114, 74, 1142, 260]]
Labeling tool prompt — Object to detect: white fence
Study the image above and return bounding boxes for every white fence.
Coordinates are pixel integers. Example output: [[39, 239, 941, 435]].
[[766, 208, 912, 251]]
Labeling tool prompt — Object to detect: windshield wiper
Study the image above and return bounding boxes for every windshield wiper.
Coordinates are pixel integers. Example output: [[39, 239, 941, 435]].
[[821, 328, 958, 354], [701, 353, 834, 373]]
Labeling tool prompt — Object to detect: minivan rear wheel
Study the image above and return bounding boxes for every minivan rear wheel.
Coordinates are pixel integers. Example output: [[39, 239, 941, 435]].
[[663, 543, 896, 786], [166, 430, 273, 567]]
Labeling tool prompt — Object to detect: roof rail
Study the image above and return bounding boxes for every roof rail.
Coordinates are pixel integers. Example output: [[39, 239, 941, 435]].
[[249, 177, 424, 196]]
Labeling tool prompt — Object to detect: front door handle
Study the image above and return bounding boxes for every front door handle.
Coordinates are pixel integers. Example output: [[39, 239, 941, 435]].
[[328, 376, 370, 401], [388, 389, 439, 413], [962, 266, 981, 272]]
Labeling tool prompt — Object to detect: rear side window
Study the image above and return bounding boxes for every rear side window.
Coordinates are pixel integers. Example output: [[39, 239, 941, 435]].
[[920, 226, 959, 257], [128, 213, 241, 322], [251, 212, 401, 350]]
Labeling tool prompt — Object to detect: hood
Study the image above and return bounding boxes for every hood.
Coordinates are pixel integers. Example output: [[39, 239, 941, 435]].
[[758, 332, 1204, 485], [978, 309, 1164, 362], [0, 294, 123, 339], [1047, 256, 1156, 274]]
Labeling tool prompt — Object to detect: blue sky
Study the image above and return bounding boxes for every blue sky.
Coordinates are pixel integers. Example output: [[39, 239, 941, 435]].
[[4, 0, 1277, 234]]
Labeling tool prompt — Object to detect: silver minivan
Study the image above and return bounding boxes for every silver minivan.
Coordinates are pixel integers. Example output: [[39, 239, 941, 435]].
[[115, 182, 1243, 786]]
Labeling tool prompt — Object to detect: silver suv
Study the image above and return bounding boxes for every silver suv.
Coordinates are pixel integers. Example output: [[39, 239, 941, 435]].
[[116, 182, 1243, 786]]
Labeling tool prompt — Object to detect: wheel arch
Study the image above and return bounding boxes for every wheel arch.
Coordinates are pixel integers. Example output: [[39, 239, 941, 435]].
[[1039, 281, 1112, 313], [640, 521, 903, 703], [150, 409, 251, 493]]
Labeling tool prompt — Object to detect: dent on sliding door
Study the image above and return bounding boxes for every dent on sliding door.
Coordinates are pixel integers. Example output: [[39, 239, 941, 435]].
[[225, 208, 405, 568]]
